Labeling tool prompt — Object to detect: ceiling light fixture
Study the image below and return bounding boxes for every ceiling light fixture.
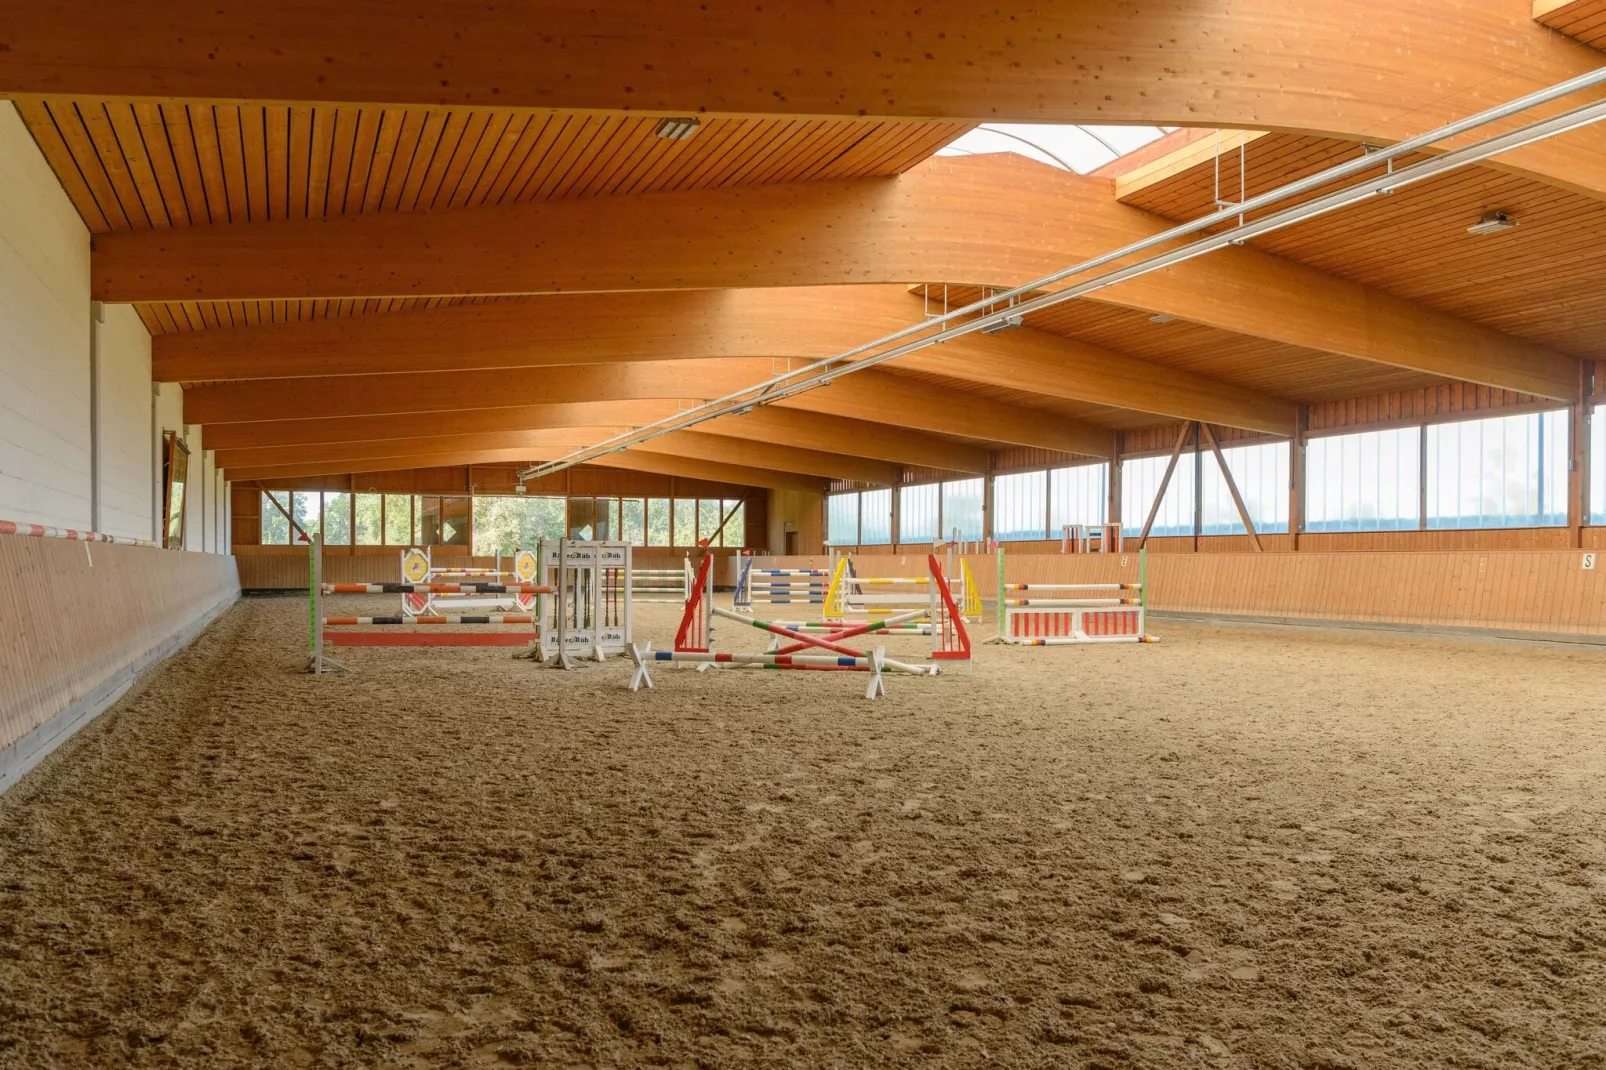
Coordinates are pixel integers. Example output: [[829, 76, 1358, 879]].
[[1467, 211, 1517, 235], [1148, 313, 1175, 325], [655, 117, 702, 141]]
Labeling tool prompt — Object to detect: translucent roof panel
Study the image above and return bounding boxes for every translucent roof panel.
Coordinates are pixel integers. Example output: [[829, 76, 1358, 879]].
[[937, 124, 1175, 174]]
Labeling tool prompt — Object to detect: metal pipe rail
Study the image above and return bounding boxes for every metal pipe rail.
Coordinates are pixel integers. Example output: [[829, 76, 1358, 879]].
[[520, 68, 1606, 482]]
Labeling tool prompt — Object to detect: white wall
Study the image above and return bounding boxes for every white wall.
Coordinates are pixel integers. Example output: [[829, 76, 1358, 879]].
[[98, 305, 155, 540], [0, 102, 92, 528]]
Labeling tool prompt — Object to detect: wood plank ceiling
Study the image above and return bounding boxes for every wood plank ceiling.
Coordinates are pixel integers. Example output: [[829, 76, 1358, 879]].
[[14, 98, 967, 335], [1116, 131, 1606, 359], [11, 92, 1593, 480], [1535, 0, 1606, 49]]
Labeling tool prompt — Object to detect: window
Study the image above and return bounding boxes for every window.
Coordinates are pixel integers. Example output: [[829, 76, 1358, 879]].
[[1425, 410, 1568, 529], [1592, 404, 1605, 525], [354, 493, 383, 545], [569, 497, 618, 540], [697, 499, 723, 546], [993, 471, 1048, 541], [472, 495, 565, 555], [1049, 463, 1108, 532], [440, 496, 470, 545], [260, 491, 291, 545], [1201, 441, 1289, 535], [415, 495, 442, 544], [647, 499, 672, 546], [1121, 453, 1196, 537], [673, 499, 697, 546], [292, 491, 322, 542], [384, 494, 411, 544], [827, 492, 859, 546], [859, 488, 893, 545], [941, 478, 984, 541], [715, 500, 745, 548], [1305, 427, 1420, 532], [322, 492, 351, 545], [899, 483, 939, 543], [620, 499, 645, 545]]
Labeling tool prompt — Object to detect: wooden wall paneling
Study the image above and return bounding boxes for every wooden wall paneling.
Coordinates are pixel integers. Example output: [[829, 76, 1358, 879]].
[[744, 547, 1606, 636], [0, 537, 240, 760]]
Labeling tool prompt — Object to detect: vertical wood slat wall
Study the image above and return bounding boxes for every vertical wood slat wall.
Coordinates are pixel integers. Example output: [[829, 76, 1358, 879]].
[[751, 549, 1606, 637], [0, 537, 241, 756]]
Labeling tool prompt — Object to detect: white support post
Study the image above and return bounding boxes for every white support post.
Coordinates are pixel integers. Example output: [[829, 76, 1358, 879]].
[[628, 641, 654, 691], [555, 537, 577, 670], [865, 647, 887, 700]]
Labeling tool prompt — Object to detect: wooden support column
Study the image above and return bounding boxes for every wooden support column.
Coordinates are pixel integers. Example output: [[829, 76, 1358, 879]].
[[1109, 434, 1123, 535], [1568, 360, 1590, 547], [1418, 424, 1430, 531], [1193, 424, 1203, 554], [1138, 423, 1193, 550], [1290, 405, 1307, 552], [1200, 422, 1263, 552]]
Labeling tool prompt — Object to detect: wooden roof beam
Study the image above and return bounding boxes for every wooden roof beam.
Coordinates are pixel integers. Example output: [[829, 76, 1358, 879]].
[[217, 428, 895, 484], [200, 401, 682, 451], [6, 0, 1606, 197], [120, 156, 1582, 400], [698, 408, 990, 474], [224, 442, 828, 493], [183, 357, 1115, 457], [198, 398, 981, 473], [156, 285, 1297, 436]]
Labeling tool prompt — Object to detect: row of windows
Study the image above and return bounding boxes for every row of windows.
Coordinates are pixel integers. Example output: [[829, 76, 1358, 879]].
[[262, 493, 746, 554], [827, 406, 1600, 544]]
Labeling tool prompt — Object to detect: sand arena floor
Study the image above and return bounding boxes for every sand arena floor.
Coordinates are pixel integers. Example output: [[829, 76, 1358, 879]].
[[1, 594, 1604, 1069]]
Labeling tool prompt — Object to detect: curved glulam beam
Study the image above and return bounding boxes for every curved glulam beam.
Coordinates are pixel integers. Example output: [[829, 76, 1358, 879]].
[[200, 400, 681, 451], [5, 0, 1605, 195], [199, 399, 987, 473], [154, 286, 1298, 435], [216, 429, 900, 485], [182, 357, 1116, 457], [121, 156, 1581, 400], [225, 440, 829, 493]]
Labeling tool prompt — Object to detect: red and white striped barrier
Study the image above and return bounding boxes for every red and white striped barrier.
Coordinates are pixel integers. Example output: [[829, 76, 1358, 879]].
[[991, 548, 1158, 646], [0, 519, 156, 547], [631, 553, 968, 699], [322, 615, 537, 625], [321, 583, 552, 595]]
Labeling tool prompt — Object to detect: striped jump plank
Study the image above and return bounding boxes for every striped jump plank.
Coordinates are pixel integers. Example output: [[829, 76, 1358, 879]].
[[651, 651, 869, 668], [1004, 583, 1141, 591], [323, 583, 553, 594], [323, 615, 536, 625], [1005, 598, 1140, 607], [325, 633, 535, 647]]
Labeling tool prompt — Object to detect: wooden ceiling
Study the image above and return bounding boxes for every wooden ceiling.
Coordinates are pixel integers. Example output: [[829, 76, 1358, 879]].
[[15, 98, 965, 339], [1116, 130, 1606, 360], [4, 0, 1601, 489], [1536, 0, 1606, 48]]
